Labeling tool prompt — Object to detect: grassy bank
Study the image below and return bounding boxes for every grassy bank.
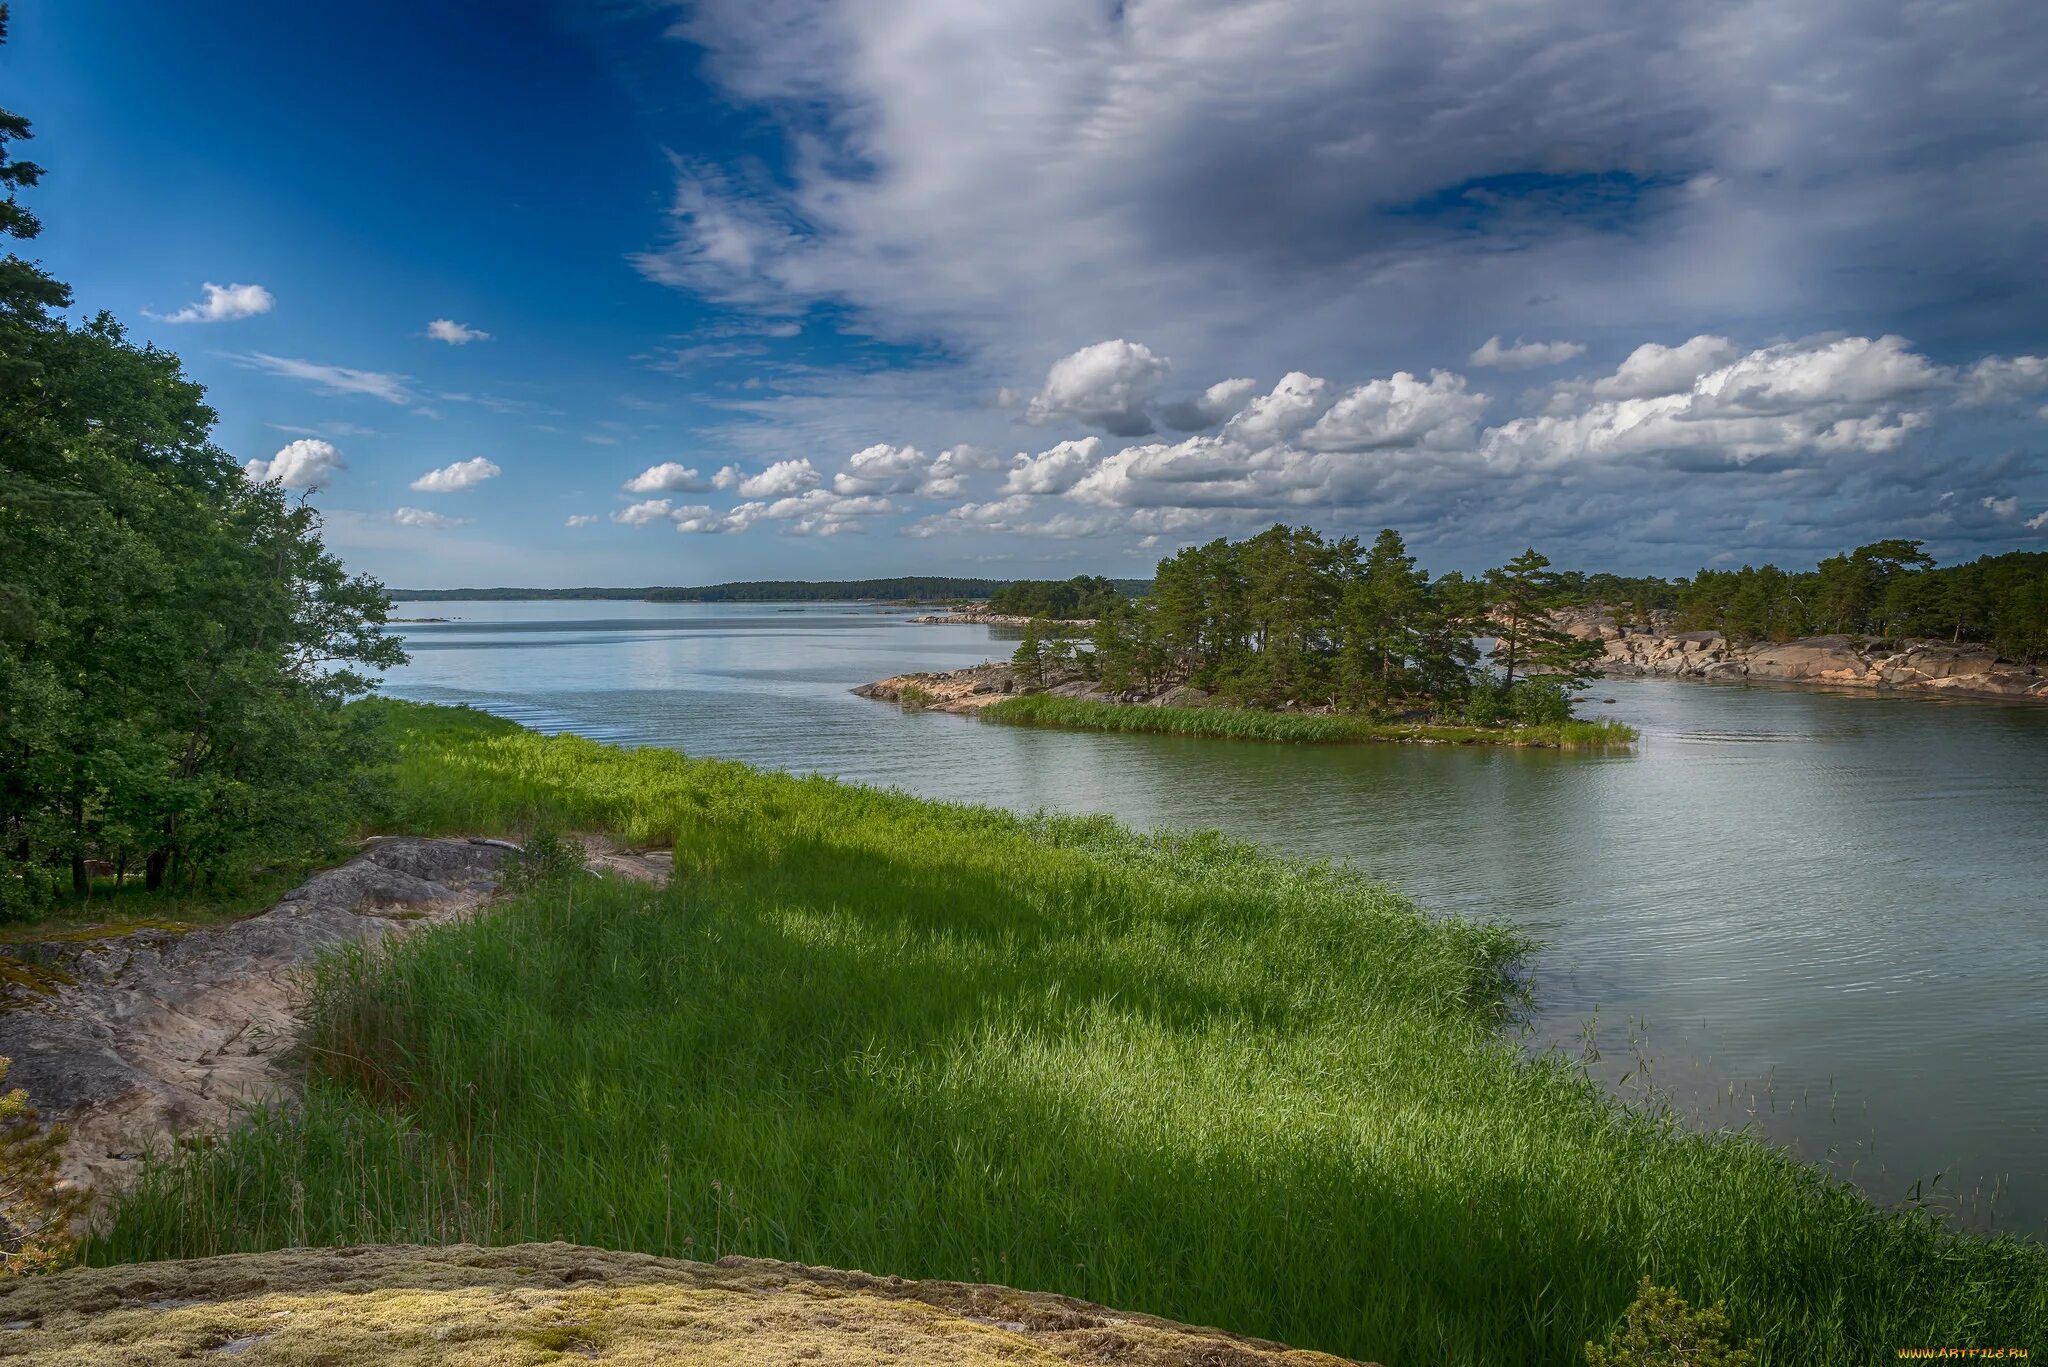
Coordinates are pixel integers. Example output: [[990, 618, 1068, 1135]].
[[86, 701, 2043, 1363], [980, 692, 1638, 748]]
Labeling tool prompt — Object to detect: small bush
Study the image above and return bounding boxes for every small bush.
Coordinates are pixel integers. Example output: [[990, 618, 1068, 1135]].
[[500, 826, 585, 892], [1586, 1279, 1758, 1367], [896, 685, 936, 712], [1511, 678, 1575, 727]]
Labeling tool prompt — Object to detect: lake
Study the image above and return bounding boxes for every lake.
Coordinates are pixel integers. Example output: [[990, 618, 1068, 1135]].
[[383, 599, 2048, 1236]]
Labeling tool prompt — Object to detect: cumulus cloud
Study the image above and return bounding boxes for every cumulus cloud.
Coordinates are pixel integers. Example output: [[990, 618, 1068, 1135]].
[[565, 513, 599, 527], [1024, 340, 1171, 436], [1158, 378, 1259, 432], [1469, 336, 1586, 370], [1225, 373, 1332, 447], [1486, 335, 1944, 471], [613, 499, 676, 525], [1982, 495, 2020, 517], [243, 438, 345, 489], [1962, 355, 2048, 405], [735, 457, 821, 497], [708, 489, 895, 536], [917, 443, 1004, 497], [427, 318, 491, 344], [1301, 370, 1486, 451], [148, 281, 274, 324], [832, 443, 930, 495], [2029, 510, 2048, 531], [409, 457, 502, 492], [392, 507, 467, 529], [232, 353, 413, 404], [1001, 437, 1103, 496], [624, 462, 711, 493]]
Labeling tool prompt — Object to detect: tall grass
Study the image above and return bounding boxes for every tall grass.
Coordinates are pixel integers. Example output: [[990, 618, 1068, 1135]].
[[981, 693, 1638, 749], [87, 701, 2044, 1363]]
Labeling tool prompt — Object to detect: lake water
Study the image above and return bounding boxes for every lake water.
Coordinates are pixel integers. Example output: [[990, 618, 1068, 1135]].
[[383, 600, 2048, 1236]]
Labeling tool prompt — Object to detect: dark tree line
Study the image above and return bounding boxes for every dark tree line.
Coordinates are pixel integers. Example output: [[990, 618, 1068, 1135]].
[[986, 575, 1130, 619], [0, 18, 398, 916], [1556, 540, 2048, 663], [1054, 525, 1602, 723]]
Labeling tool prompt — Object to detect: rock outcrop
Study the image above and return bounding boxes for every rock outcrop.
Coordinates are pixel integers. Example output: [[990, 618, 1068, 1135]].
[[855, 662, 1207, 714], [0, 835, 675, 1191], [908, 607, 1099, 628], [1554, 609, 2048, 702], [0, 1241, 1365, 1365]]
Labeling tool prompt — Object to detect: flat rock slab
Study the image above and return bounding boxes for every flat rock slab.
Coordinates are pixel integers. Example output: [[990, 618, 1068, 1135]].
[[0, 837, 517, 1190], [0, 1241, 1366, 1365]]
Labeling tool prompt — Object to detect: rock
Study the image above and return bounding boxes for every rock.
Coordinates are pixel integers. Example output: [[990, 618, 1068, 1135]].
[[1149, 685, 1211, 708], [0, 838, 515, 1191], [0, 1242, 1368, 1366]]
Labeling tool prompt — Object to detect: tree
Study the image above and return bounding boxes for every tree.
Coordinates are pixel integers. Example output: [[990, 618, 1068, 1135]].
[[1335, 528, 1429, 711], [0, 17, 401, 913], [1011, 618, 1050, 690], [1484, 548, 1603, 692]]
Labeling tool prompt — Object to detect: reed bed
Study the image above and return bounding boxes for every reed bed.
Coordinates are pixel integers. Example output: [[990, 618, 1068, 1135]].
[[980, 693, 1638, 749], [86, 701, 2045, 1364]]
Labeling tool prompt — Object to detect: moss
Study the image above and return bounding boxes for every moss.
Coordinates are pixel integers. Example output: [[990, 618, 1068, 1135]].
[[0, 1242, 1356, 1365]]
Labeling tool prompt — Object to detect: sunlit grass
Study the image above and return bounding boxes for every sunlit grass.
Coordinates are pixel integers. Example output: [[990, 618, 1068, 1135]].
[[981, 693, 1638, 749], [85, 700, 2045, 1364]]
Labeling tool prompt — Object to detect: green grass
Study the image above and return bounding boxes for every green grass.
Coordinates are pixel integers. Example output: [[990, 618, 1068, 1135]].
[[85, 700, 2043, 1364], [981, 692, 1638, 749]]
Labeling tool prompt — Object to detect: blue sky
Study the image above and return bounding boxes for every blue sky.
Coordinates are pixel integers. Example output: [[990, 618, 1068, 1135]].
[[9, 0, 2047, 587]]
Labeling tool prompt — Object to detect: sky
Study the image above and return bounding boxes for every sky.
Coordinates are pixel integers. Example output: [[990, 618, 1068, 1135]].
[[8, 0, 2048, 587]]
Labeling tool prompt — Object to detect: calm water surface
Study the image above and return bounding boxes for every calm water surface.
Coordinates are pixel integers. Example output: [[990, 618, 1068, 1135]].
[[384, 600, 2048, 1234]]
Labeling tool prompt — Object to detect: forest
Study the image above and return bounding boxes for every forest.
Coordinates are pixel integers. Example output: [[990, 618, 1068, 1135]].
[[0, 64, 397, 917]]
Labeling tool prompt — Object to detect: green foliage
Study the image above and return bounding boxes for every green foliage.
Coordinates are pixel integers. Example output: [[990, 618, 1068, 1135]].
[[984, 693, 1633, 748], [986, 574, 1127, 619], [500, 826, 585, 893], [86, 703, 2048, 1365], [1011, 617, 1051, 689], [0, 39, 398, 916], [1585, 1279, 1759, 1367], [0, 1055, 83, 1275], [1511, 678, 1576, 727], [1486, 548, 1606, 691], [1567, 540, 2048, 660]]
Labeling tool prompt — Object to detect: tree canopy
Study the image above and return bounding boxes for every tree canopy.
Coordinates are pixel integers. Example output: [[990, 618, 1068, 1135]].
[[0, 17, 399, 914]]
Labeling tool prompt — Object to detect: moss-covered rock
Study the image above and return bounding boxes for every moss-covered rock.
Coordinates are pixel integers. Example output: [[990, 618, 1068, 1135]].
[[0, 1241, 1365, 1365]]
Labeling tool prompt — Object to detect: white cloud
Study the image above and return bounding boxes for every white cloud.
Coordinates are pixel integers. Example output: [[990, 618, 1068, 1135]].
[[1486, 335, 1944, 471], [1225, 372, 1332, 447], [613, 499, 675, 525], [392, 506, 467, 529], [1468, 336, 1586, 370], [565, 514, 599, 527], [409, 457, 502, 493], [722, 489, 895, 536], [1024, 340, 1171, 436], [1301, 370, 1486, 452], [232, 353, 413, 404], [148, 281, 274, 324], [243, 438, 345, 489], [1961, 355, 2048, 405], [2028, 510, 2048, 531], [1982, 495, 2019, 517], [833, 443, 930, 495], [671, 505, 737, 534], [712, 465, 743, 489], [1001, 437, 1103, 496], [624, 462, 711, 493], [736, 457, 821, 497], [1158, 377, 1259, 431], [917, 443, 1005, 497], [1579, 336, 1743, 402], [427, 318, 492, 344]]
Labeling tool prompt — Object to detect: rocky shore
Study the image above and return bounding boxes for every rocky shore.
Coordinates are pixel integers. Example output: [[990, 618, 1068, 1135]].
[[907, 606, 1097, 627], [855, 661, 1202, 713], [1555, 608, 2048, 702]]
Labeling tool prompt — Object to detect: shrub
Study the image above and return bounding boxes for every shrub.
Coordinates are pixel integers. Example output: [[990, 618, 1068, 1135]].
[[0, 1060, 82, 1275], [1511, 678, 1576, 727], [500, 826, 585, 892], [1586, 1279, 1758, 1367]]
